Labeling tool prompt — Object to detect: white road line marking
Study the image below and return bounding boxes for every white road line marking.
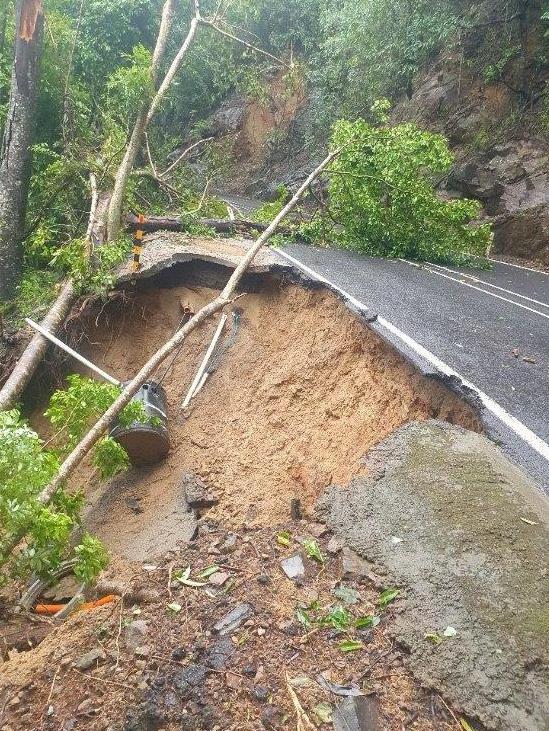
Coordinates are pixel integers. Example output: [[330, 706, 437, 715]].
[[489, 258, 549, 275], [427, 262, 549, 309], [274, 247, 549, 464], [402, 260, 549, 320]]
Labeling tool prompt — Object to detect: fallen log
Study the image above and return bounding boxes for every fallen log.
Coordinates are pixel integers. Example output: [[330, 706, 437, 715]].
[[125, 212, 290, 236], [0, 177, 103, 411]]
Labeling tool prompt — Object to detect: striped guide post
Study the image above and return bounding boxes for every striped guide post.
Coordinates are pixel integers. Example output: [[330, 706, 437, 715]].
[[132, 213, 146, 272]]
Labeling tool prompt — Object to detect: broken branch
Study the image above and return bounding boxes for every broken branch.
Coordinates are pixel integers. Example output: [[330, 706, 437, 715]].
[[34, 150, 338, 509], [0, 173, 99, 411], [201, 18, 293, 70]]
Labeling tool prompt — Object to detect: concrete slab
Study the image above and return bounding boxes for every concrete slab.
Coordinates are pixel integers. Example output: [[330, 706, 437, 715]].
[[117, 232, 282, 283], [317, 420, 549, 731]]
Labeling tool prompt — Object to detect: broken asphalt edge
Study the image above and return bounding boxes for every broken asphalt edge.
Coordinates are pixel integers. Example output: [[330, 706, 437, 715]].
[[115, 244, 546, 491]]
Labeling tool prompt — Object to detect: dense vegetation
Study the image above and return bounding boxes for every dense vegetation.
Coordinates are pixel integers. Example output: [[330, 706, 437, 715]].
[[0, 0, 547, 309], [0, 375, 155, 587]]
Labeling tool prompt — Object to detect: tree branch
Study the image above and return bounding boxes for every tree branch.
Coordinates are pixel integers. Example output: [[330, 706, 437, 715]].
[[35, 150, 338, 507], [200, 18, 293, 69]]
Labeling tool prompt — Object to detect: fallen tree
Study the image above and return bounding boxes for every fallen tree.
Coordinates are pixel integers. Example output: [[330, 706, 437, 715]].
[[0, 0, 179, 409], [0, 0, 292, 409], [0, 150, 337, 567], [0, 175, 99, 411]]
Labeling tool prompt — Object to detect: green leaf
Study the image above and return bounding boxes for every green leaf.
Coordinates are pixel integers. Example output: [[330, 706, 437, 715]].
[[424, 633, 443, 645], [304, 539, 324, 564], [276, 531, 291, 547], [296, 607, 312, 628], [320, 605, 352, 632], [339, 640, 364, 653], [355, 615, 380, 629], [167, 602, 182, 613], [377, 588, 400, 608], [175, 566, 206, 587], [334, 585, 360, 605], [198, 564, 220, 579], [460, 719, 475, 731]]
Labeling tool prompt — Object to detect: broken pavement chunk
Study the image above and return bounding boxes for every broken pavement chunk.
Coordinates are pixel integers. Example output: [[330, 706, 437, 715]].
[[181, 472, 219, 510], [213, 603, 253, 635], [332, 696, 382, 731], [280, 554, 305, 580]]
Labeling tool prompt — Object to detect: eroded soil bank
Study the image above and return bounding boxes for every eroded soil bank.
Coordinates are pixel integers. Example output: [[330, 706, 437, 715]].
[[73, 270, 480, 556], [1, 267, 491, 731]]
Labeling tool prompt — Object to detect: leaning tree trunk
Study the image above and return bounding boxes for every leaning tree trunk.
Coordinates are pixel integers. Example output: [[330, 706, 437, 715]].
[[106, 0, 181, 242], [0, 0, 44, 300]]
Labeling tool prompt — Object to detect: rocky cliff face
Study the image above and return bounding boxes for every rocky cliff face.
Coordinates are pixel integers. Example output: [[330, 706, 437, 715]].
[[394, 34, 549, 265]]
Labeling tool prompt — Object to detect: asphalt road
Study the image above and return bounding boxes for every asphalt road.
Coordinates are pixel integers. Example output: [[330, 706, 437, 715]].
[[278, 243, 549, 490]]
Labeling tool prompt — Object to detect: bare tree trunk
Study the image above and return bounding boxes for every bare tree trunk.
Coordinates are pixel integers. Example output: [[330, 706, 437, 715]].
[[0, 174, 99, 411], [0, 0, 44, 300], [37, 151, 337, 506], [106, 0, 180, 242]]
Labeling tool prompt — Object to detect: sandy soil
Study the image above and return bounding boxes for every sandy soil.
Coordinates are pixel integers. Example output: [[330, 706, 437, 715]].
[[70, 276, 480, 556]]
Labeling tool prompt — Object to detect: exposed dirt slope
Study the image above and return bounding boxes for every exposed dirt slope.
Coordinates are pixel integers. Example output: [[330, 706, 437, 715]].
[[73, 276, 479, 552]]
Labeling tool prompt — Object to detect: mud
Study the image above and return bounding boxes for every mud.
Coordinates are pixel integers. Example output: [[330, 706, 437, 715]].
[[69, 270, 480, 560], [317, 420, 549, 731]]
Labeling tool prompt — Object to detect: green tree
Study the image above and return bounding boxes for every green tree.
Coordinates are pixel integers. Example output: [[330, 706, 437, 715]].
[[305, 116, 491, 264]]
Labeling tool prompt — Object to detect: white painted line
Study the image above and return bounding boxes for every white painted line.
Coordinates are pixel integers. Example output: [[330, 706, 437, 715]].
[[427, 262, 549, 309], [402, 260, 549, 320], [274, 247, 549, 464], [489, 258, 549, 276]]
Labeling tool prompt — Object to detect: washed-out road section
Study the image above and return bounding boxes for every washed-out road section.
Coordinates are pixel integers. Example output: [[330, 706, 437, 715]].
[[277, 244, 549, 490]]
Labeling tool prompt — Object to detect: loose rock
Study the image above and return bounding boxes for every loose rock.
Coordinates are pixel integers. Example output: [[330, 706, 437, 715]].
[[74, 649, 106, 671], [280, 555, 305, 580], [181, 472, 219, 510], [204, 638, 235, 670], [124, 620, 149, 651], [213, 603, 253, 635], [332, 696, 383, 731], [174, 664, 207, 697]]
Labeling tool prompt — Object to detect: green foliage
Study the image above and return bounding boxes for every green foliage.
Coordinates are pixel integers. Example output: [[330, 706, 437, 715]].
[[309, 117, 491, 264], [308, 0, 456, 136], [50, 235, 132, 295], [46, 375, 123, 451], [0, 410, 107, 586], [45, 374, 151, 453], [93, 437, 130, 479], [103, 45, 154, 137], [483, 46, 520, 85], [1, 269, 60, 328], [74, 533, 109, 584], [251, 186, 289, 223]]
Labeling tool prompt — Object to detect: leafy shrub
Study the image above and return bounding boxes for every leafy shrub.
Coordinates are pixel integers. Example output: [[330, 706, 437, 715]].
[[1, 373, 159, 586], [305, 117, 491, 264], [0, 410, 108, 586]]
